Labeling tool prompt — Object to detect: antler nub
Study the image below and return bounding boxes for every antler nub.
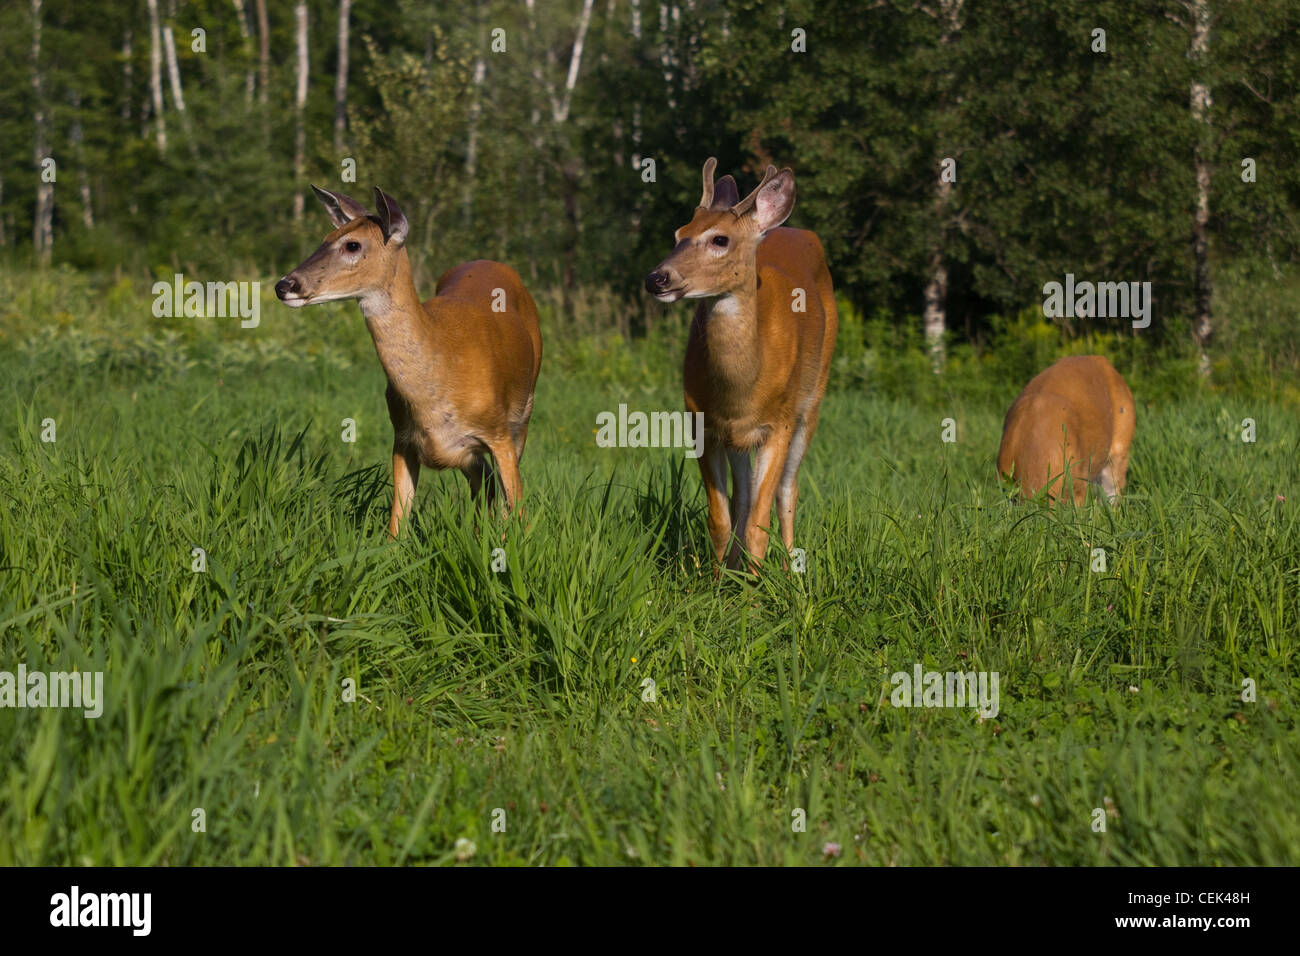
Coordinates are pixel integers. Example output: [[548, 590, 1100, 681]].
[[699, 157, 718, 210]]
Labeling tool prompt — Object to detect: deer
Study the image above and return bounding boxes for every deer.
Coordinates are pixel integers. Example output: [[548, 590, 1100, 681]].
[[645, 158, 837, 572], [996, 355, 1135, 506], [275, 186, 542, 538]]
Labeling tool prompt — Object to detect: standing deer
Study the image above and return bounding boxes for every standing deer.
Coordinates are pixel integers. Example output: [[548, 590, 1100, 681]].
[[997, 355, 1135, 505], [275, 186, 542, 537], [645, 158, 837, 571]]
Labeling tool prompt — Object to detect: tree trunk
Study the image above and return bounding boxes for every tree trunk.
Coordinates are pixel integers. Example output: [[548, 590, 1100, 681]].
[[556, 0, 595, 123], [70, 91, 94, 229], [923, 0, 964, 373], [255, 0, 270, 104], [562, 161, 580, 314], [556, 0, 595, 304], [146, 0, 166, 153], [232, 0, 255, 102], [162, 23, 190, 130], [464, 50, 485, 223], [1188, 0, 1213, 376], [658, 3, 678, 116], [333, 0, 351, 154], [32, 0, 53, 264], [629, 0, 643, 232], [923, 179, 952, 373], [293, 2, 308, 222], [121, 30, 133, 121]]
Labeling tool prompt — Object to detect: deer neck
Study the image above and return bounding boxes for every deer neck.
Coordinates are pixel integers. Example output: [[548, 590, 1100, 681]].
[[357, 250, 436, 399], [702, 283, 762, 396]]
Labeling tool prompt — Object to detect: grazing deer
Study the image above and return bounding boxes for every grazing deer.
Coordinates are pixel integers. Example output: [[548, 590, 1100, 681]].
[[645, 158, 837, 571], [997, 355, 1135, 505], [275, 186, 542, 537]]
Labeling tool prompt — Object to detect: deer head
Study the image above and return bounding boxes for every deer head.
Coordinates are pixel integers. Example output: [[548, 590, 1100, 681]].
[[275, 186, 410, 309], [644, 157, 797, 303]]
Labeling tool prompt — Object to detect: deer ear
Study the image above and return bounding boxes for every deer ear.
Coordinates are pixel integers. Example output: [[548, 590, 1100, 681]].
[[710, 175, 740, 210], [738, 167, 795, 235], [312, 185, 370, 228], [372, 187, 409, 246]]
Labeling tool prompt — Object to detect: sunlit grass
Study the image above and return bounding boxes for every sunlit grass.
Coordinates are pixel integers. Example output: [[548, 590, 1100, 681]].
[[0, 269, 1296, 865]]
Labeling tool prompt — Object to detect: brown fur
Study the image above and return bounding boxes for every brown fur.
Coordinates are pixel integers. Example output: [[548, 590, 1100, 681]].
[[996, 355, 1135, 505], [649, 162, 837, 571], [278, 188, 541, 537]]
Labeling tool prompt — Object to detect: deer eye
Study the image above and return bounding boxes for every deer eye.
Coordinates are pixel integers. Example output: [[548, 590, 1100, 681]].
[[711, 235, 729, 248], [345, 240, 362, 253]]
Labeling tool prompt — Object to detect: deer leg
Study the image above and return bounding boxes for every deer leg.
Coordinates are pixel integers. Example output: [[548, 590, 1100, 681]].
[[726, 449, 753, 570], [743, 429, 794, 571], [389, 444, 420, 539], [1095, 445, 1130, 506], [776, 413, 816, 555], [486, 439, 523, 516], [462, 456, 487, 502], [1108, 446, 1130, 500], [1065, 439, 1092, 506], [698, 434, 732, 567]]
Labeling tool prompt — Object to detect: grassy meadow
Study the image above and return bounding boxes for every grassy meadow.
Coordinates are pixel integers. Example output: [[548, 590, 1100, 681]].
[[0, 264, 1297, 866]]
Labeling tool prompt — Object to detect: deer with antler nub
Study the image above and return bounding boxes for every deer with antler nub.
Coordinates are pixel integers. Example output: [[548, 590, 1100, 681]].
[[646, 159, 838, 572]]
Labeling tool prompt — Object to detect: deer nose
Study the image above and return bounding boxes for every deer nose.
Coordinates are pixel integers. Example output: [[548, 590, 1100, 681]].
[[275, 276, 301, 299], [645, 271, 671, 295]]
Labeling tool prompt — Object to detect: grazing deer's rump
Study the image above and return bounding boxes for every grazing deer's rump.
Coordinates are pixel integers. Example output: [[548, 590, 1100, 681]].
[[275, 185, 541, 538], [997, 355, 1135, 506], [646, 158, 837, 572]]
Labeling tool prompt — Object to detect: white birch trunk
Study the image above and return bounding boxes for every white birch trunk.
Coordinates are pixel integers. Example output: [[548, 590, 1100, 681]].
[[232, 0, 255, 102], [70, 91, 94, 229], [923, 176, 953, 373], [162, 25, 185, 111], [334, 0, 351, 154], [1188, 0, 1213, 375], [32, 0, 53, 262], [465, 50, 485, 222], [554, 0, 595, 123], [121, 30, 133, 121], [924, 0, 964, 373], [146, 0, 167, 153], [293, 2, 309, 222], [256, 0, 270, 105]]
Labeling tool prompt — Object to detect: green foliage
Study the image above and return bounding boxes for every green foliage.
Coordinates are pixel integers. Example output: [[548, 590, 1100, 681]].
[[0, 267, 1296, 865], [2, 0, 1299, 867], [3, 0, 1299, 354]]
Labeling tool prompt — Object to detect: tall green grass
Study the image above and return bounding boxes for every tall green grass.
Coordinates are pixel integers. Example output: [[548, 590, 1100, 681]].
[[0, 266, 1296, 865]]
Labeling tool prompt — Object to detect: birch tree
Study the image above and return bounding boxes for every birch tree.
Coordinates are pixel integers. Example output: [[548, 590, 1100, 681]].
[[334, 0, 351, 154], [920, 0, 964, 373], [464, 0, 485, 223], [232, 0, 255, 102], [70, 91, 93, 229], [162, 19, 190, 135], [31, 0, 52, 263], [293, 2, 308, 222], [1181, 0, 1214, 375], [521, 0, 596, 303], [256, 0, 269, 104], [146, 0, 166, 153]]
